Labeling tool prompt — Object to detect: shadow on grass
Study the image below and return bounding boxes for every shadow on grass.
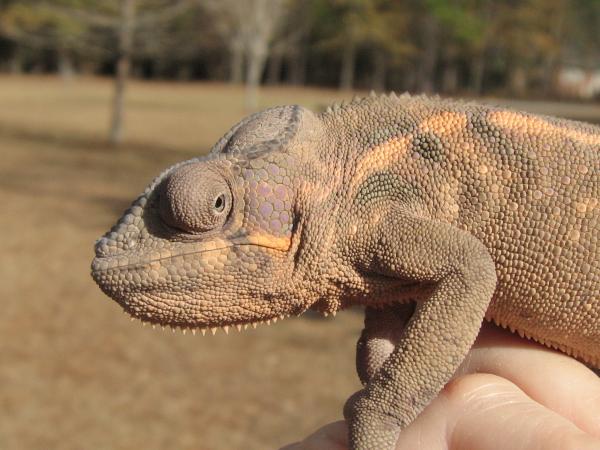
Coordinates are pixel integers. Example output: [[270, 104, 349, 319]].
[[0, 121, 202, 162], [0, 171, 134, 229], [0, 121, 208, 230]]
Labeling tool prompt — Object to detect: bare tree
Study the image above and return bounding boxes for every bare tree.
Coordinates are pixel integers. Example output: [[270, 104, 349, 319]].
[[266, 40, 285, 84], [266, 1, 312, 86], [42, 0, 193, 145], [206, 0, 246, 83], [416, 12, 439, 93], [339, 39, 356, 90], [109, 0, 193, 144], [206, 0, 287, 109], [110, 0, 135, 145], [245, 0, 287, 108], [314, 0, 412, 92]]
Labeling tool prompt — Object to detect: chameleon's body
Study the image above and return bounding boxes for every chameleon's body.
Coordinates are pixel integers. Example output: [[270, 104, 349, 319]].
[[92, 94, 599, 449]]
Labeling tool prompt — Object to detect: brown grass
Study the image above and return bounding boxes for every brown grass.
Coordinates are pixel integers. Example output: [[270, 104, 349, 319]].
[[0, 75, 598, 450], [0, 75, 361, 450]]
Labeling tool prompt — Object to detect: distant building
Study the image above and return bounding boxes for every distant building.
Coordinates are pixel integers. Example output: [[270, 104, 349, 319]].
[[556, 67, 600, 99]]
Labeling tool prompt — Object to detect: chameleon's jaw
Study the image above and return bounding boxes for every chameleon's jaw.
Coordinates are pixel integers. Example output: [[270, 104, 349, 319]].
[[91, 239, 306, 333], [91, 264, 300, 334], [116, 304, 294, 336]]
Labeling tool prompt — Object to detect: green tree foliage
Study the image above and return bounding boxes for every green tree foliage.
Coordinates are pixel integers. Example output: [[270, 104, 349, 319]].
[[0, 0, 91, 75], [1, 0, 598, 98], [310, 0, 414, 89]]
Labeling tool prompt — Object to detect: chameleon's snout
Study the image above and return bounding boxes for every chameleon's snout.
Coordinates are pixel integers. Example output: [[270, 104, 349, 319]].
[[93, 237, 110, 258], [92, 202, 145, 261]]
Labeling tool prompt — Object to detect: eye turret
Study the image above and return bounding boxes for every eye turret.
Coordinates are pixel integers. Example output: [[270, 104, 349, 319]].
[[159, 163, 231, 234]]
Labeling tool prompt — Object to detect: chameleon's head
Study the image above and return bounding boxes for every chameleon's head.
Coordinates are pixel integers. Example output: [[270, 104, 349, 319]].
[[91, 105, 326, 332]]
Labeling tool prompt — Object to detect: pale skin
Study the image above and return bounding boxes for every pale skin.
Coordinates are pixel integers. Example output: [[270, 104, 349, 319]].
[[282, 322, 600, 450]]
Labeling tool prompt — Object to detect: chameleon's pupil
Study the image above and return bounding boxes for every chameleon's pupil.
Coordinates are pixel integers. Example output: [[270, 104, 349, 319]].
[[215, 194, 225, 212]]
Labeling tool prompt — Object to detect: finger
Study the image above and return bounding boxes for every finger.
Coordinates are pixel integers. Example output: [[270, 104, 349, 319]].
[[459, 323, 600, 437], [279, 420, 348, 450], [395, 373, 600, 450]]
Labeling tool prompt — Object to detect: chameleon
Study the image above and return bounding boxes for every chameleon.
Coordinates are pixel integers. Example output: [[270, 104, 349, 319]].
[[91, 93, 600, 449]]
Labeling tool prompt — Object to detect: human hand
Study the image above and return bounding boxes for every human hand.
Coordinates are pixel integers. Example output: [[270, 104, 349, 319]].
[[281, 322, 600, 450]]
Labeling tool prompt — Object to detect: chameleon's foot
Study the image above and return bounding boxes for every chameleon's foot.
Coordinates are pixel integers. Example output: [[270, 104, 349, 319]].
[[344, 389, 400, 450], [356, 304, 415, 384]]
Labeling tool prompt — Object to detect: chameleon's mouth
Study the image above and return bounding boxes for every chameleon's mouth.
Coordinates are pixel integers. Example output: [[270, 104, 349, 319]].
[[91, 246, 231, 273], [91, 234, 292, 273], [91, 232, 302, 335], [119, 305, 296, 336]]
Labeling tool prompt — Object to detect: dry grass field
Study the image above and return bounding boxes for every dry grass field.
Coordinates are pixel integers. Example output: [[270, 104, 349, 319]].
[[1, 75, 598, 450]]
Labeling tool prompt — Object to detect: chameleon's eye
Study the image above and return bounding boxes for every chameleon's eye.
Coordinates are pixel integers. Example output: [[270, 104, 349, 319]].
[[214, 194, 226, 213], [159, 163, 231, 234]]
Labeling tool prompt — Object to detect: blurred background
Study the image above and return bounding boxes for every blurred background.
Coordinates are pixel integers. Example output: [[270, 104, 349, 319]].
[[0, 1, 599, 449]]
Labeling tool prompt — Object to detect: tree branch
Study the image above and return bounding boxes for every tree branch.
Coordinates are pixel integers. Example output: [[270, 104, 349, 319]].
[[38, 3, 118, 28], [135, 0, 193, 27]]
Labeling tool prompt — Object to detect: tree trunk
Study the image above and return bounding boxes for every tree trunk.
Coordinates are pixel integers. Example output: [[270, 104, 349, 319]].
[[339, 39, 356, 90], [470, 52, 486, 95], [79, 60, 98, 76], [8, 52, 23, 74], [509, 66, 527, 97], [288, 43, 307, 85], [58, 48, 75, 82], [543, 7, 565, 95], [417, 15, 438, 93], [109, 0, 135, 146], [402, 65, 417, 92], [442, 47, 458, 94], [229, 35, 244, 84], [470, 0, 491, 95], [442, 62, 458, 93], [371, 49, 387, 92], [245, 36, 267, 110], [177, 66, 192, 81], [266, 47, 283, 85]]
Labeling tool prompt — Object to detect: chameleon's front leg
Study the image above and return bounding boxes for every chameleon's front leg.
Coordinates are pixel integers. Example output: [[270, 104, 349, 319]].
[[344, 210, 497, 450]]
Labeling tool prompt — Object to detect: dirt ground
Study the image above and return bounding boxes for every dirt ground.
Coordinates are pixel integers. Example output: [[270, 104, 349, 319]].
[[1, 76, 598, 450]]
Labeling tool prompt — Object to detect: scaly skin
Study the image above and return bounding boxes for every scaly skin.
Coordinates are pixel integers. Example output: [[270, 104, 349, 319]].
[[91, 94, 600, 450]]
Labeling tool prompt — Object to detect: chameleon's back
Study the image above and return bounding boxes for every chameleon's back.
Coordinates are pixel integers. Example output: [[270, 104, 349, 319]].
[[330, 96, 600, 368], [454, 106, 598, 369]]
